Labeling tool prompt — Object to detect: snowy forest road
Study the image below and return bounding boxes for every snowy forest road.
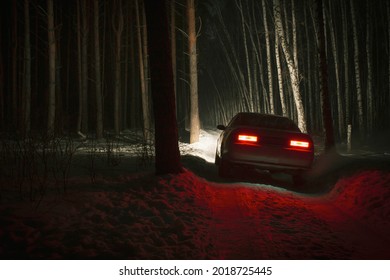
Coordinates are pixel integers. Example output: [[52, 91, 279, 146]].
[[1, 132, 389, 259]]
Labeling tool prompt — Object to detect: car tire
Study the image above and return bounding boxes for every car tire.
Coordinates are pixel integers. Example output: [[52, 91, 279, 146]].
[[215, 152, 220, 165], [292, 173, 306, 188], [218, 159, 231, 178]]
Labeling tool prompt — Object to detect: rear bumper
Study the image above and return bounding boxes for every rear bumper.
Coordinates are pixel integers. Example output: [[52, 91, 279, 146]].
[[222, 144, 313, 173], [223, 157, 311, 174]]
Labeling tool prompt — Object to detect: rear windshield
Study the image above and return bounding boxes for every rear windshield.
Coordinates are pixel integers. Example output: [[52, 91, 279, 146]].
[[230, 113, 300, 132]]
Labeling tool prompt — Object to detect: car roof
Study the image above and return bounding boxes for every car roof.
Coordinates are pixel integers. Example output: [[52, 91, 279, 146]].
[[230, 112, 300, 132], [234, 112, 287, 119]]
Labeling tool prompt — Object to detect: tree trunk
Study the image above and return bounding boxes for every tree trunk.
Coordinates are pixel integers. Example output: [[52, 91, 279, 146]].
[[304, 6, 313, 131], [12, 1, 18, 130], [65, 23, 71, 131], [123, 3, 129, 131], [328, 1, 344, 139], [187, 0, 200, 143], [275, 33, 287, 116], [80, 0, 89, 135], [170, 0, 177, 114], [262, 0, 275, 114], [309, 5, 322, 132], [135, 0, 151, 141], [47, 0, 56, 134], [316, 0, 335, 150], [342, 1, 350, 133], [237, 0, 254, 112], [24, 0, 31, 135], [387, 2, 390, 125], [94, 0, 103, 139], [0, 16, 3, 130], [113, 0, 123, 135], [76, 1, 82, 134], [350, 0, 364, 138], [142, 4, 150, 124], [283, 1, 290, 47], [291, 0, 299, 123], [129, 9, 137, 129], [252, 50, 260, 112], [144, 0, 183, 175], [366, 1, 373, 136], [54, 7, 63, 132], [292, 0, 298, 71], [273, 0, 307, 132], [101, 1, 107, 130], [249, 1, 266, 112]]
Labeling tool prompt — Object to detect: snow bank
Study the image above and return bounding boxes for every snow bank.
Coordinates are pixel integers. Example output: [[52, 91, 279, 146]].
[[327, 170, 390, 234], [0, 170, 217, 259]]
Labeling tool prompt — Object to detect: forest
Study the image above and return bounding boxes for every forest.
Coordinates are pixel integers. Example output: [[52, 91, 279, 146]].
[[1, 0, 390, 148], [2, 0, 390, 263]]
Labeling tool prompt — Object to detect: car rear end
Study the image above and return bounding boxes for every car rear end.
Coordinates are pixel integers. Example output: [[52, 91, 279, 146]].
[[221, 126, 314, 173]]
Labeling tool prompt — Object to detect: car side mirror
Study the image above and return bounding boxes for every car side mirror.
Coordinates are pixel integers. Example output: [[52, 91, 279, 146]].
[[217, 124, 226, 130]]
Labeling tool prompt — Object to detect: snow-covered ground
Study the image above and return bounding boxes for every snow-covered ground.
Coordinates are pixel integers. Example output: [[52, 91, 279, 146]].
[[0, 129, 390, 259]]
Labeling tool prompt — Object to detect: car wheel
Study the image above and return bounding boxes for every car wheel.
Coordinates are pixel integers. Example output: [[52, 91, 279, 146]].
[[218, 159, 231, 178], [215, 151, 220, 165], [292, 173, 305, 187]]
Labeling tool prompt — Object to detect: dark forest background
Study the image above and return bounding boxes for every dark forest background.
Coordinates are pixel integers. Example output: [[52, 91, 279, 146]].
[[1, 0, 389, 147]]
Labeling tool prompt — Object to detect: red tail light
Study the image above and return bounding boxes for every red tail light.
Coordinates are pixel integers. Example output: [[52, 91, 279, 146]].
[[290, 140, 310, 148], [237, 134, 258, 143]]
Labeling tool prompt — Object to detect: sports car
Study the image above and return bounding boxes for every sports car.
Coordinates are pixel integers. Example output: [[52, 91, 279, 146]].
[[215, 112, 314, 184]]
